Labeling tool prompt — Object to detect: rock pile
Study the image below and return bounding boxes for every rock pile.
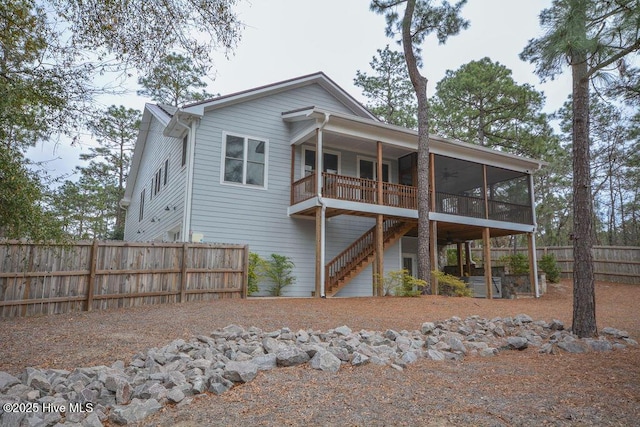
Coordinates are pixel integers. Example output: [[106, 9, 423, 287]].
[[0, 316, 636, 426]]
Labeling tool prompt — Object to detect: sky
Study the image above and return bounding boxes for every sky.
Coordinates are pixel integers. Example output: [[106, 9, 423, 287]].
[[27, 0, 572, 181]]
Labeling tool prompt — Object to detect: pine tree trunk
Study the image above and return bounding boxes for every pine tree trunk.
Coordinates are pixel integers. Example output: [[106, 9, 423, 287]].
[[401, 0, 431, 291], [571, 41, 597, 338]]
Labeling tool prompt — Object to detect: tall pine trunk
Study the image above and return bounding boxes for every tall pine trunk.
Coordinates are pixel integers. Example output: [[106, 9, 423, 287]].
[[401, 0, 431, 291], [571, 2, 597, 337]]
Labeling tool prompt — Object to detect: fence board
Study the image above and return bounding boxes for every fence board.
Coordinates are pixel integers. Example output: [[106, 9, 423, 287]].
[[470, 246, 640, 285], [0, 240, 248, 317]]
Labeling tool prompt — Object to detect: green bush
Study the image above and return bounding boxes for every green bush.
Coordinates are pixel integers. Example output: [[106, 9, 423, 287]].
[[498, 253, 530, 275], [261, 253, 295, 296], [539, 254, 561, 283], [247, 252, 264, 295], [379, 269, 426, 297], [433, 270, 472, 297]]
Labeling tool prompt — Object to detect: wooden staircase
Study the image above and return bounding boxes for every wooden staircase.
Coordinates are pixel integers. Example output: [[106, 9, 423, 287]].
[[325, 219, 415, 297]]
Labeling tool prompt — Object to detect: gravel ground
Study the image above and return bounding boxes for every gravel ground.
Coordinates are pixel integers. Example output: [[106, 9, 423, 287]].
[[1, 280, 639, 426]]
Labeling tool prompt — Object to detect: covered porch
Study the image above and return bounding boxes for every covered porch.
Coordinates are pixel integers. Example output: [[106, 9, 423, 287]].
[[282, 107, 544, 298]]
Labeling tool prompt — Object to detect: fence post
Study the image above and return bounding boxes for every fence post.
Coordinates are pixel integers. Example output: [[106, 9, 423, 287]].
[[86, 240, 98, 312], [180, 243, 189, 303], [21, 244, 36, 317], [242, 245, 249, 298]]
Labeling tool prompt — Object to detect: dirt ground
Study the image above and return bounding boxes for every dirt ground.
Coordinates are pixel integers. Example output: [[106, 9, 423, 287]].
[[1, 279, 639, 426]]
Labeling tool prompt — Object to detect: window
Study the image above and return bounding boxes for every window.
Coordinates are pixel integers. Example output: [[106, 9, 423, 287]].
[[164, 159, 169, 186], [181, 136, 188, 167], [222, 133, 268, 187], [303, 148, 340, 176], [139, 189, 145, 221], [358, 157, 390, 182]]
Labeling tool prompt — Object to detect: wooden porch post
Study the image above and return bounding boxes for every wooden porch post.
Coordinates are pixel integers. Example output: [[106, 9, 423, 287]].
[[483, 227, 493, 299], [456, 242, 464, 277], [430, 220, 438, 295], [527, 233, 539, 297], [465, 241, 472, 275]]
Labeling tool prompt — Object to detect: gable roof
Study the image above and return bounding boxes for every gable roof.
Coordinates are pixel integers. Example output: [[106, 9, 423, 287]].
[[182, 71, 377, 119], [121, 104, 175, 207]]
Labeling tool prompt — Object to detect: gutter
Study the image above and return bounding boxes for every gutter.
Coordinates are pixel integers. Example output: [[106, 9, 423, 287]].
[[317, 113, 330, 298], [529, 174, 540, 298], [174, 113, 196, 242]]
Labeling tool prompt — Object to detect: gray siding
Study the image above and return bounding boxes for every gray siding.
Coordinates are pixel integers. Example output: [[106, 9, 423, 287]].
[[123, 117, 187, 242], [189, 83, 393, 296]]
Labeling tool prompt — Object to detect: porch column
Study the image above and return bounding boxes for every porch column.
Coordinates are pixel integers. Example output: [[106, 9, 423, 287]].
[[528, 233, 540, 298], [316, 129, 323, 197], [456, 242, 464, 276], [465, 241, 472, 275], [430, 220, 438, 295], [483, 227, 493, 299]]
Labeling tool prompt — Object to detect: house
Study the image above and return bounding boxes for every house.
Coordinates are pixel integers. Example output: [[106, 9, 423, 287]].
[[120, 72, 545, 298]]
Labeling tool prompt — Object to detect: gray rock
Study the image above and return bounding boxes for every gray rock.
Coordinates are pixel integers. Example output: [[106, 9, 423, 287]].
[[109, 398, 162, 425], [350, 352, 370, 366], [585, 339, 613, 352], [222, 324, 245, 338], [420, 322, 436, 335], [506, 336, 529, 350], [310, 351, 341, 373], [549, 319, 565, 330], [0, 372, 21, 392], [276, 347, 310, 367], [207, 374, 233, 395], [252, 353, 277, 371], [447, 337, 467, 354], [223, 361, 258, 383], [401, 351, 419, 364], [515, 313, 533, 323], [334, 325, 352, 336], [82, 412, 103, 427], [479, 348, 498, 357], [167, 387, 185, 403], [425, 349, 445, 361], [262, 337, 281, 354], [557, 340, 589, 353]]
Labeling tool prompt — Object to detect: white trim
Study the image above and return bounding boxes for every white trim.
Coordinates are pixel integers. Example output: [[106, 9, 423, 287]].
[[220, 131, 269, 189], [428, 212, 536, 233]]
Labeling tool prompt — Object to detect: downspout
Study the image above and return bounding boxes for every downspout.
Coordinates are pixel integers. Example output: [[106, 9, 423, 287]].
[[317, 113, 330, 298], [529, 173, 540, 298], [175, 113, 196, 242]]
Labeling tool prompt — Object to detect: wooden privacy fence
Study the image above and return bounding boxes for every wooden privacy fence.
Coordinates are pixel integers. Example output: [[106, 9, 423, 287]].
[[470, 246, 640, 285], [0, 240, 249, 318]]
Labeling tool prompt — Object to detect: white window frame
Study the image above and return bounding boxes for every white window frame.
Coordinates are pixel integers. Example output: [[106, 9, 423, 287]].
[[356, 155, 392, 183], [220, 131, 269, 189], [301, 147, 342, 177]]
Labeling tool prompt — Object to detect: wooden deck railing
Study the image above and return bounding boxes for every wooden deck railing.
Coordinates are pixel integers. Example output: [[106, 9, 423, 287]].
[[291, 173, 417, 209]]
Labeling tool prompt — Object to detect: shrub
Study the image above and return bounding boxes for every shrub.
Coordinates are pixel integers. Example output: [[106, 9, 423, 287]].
[[261, 253, 295, 296], [379, 269, 426, 297], [433, 270, 472, 297], [498, 253, 530, 275], [247, 252, 264, 295], [539, 254, 561, 283]]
